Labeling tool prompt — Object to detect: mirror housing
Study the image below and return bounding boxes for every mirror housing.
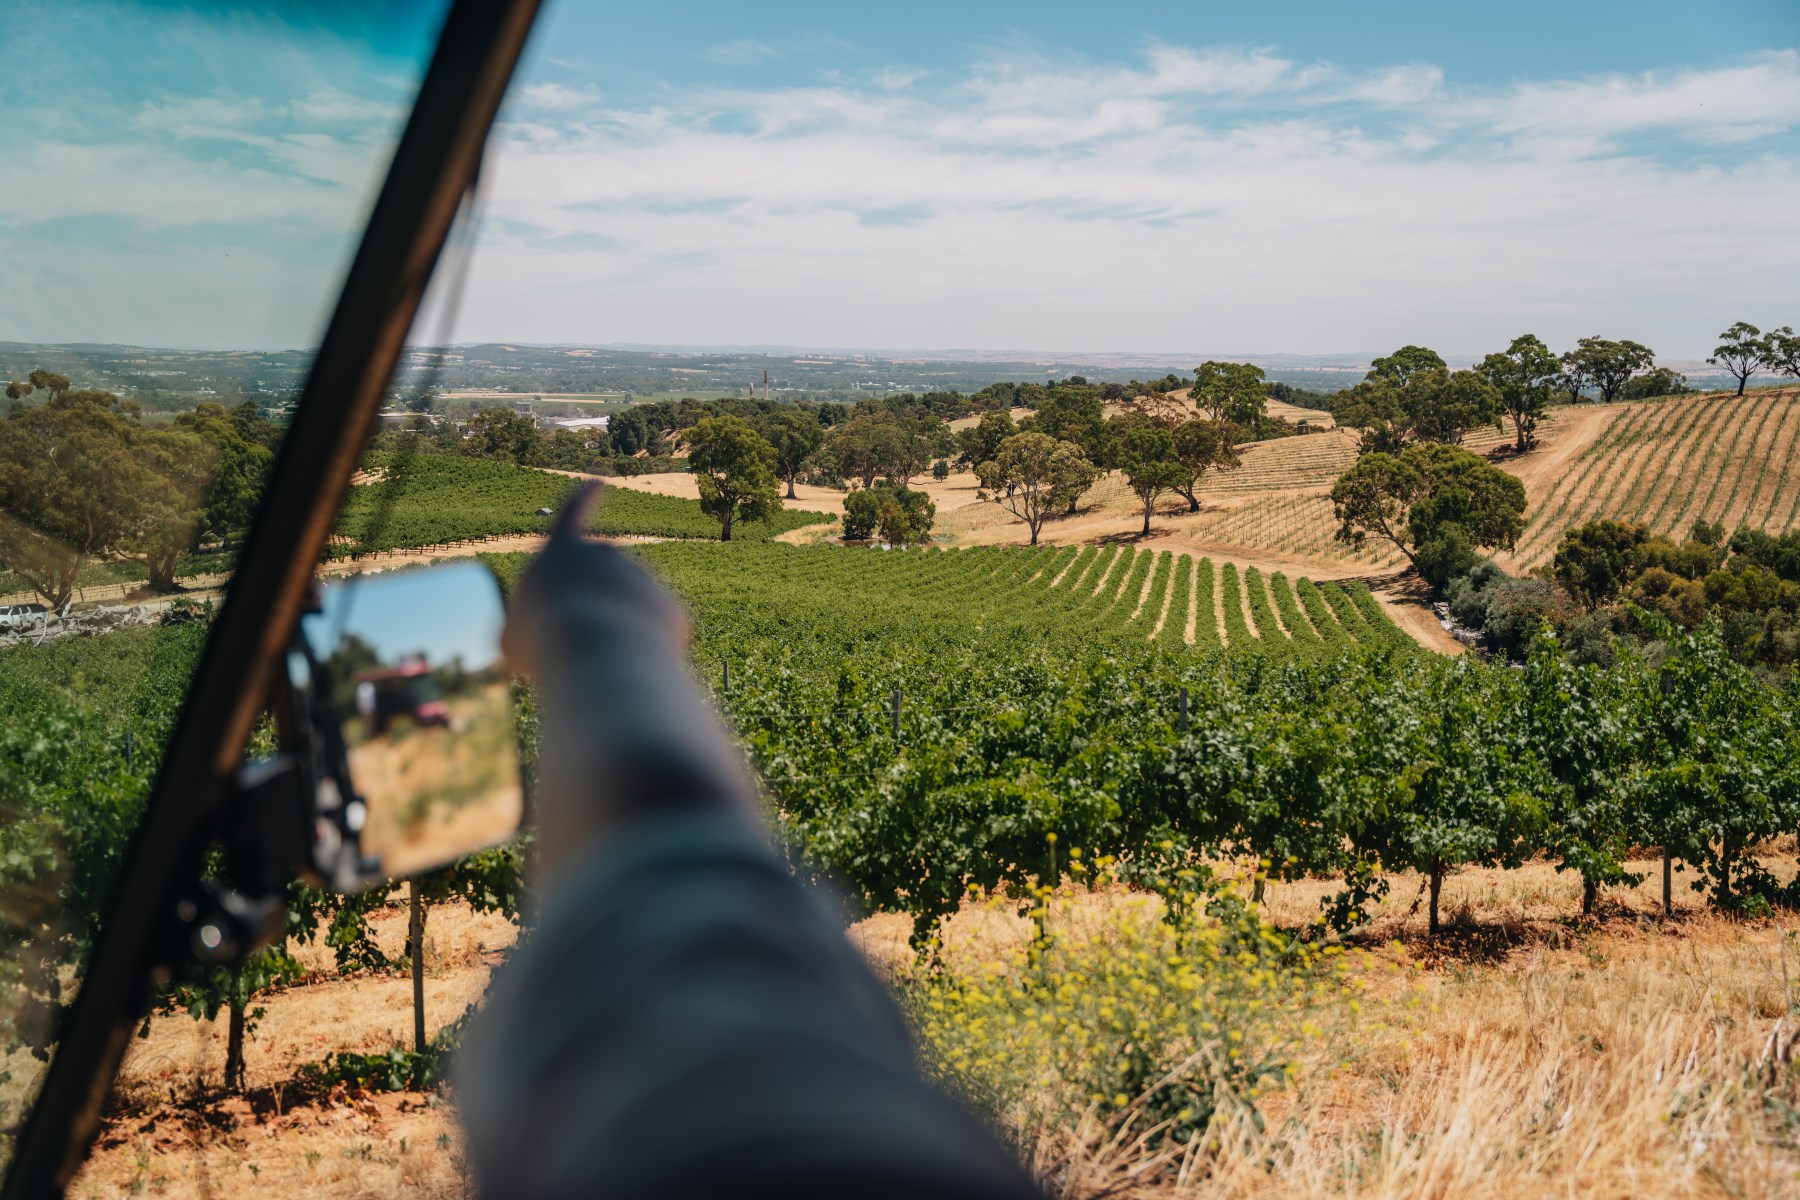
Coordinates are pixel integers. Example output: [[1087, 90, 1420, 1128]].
[[284, 561, 524, 891]]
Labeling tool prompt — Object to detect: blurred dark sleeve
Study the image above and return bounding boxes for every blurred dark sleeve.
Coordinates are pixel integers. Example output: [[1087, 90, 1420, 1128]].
[[458, 812, 1044, 1200]]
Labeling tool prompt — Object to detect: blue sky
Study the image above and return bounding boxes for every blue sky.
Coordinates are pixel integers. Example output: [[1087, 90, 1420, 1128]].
[[531, 1, 1799, 94], [3, 1, 1798, 360], [310, 563, 505, 672]]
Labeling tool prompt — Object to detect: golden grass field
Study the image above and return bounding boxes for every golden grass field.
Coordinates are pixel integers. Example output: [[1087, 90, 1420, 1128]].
[[71, 853, 1800, 1199]]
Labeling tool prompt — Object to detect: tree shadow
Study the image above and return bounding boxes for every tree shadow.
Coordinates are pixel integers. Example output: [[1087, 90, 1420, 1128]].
[[1093, 529, 1174, 545]]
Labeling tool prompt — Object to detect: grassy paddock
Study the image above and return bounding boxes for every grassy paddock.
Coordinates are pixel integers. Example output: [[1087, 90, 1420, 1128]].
[[71, 856, 1800, 1199]]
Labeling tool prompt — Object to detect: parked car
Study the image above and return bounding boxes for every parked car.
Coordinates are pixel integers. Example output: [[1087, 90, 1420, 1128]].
[[0, 603, 48, 632]]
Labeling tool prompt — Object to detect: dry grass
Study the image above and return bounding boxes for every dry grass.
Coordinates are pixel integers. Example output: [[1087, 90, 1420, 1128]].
[[70, 901, 514, 1199], [868, 857, 1800, 1198], [67, 859, 1800, 1199]]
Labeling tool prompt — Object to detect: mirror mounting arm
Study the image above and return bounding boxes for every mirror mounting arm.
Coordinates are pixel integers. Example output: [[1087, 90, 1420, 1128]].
[[159, 751, 311, 977]]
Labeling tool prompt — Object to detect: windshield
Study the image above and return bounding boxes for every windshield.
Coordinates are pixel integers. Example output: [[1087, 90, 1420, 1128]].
[[0, 0, 451, 1174]]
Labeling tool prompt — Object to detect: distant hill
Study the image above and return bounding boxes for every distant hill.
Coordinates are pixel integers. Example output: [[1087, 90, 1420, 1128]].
[[1162, 387, 1800, 576]]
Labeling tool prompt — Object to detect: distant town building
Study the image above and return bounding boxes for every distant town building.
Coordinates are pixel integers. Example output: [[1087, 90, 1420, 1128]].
[[552, 415, 610, 431]]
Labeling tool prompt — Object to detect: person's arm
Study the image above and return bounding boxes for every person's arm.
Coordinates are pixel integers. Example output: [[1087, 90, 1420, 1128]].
[[458, 486, 1042, 1200]]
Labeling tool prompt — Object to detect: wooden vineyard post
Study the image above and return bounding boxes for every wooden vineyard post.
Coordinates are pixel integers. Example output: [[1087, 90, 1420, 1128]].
[[409, 880, 426, 1054], [1179, 686, 1189, 735], [1663, 850, 1672, 918], [891, 689, 902, 740], [722, 659, 730, 693]]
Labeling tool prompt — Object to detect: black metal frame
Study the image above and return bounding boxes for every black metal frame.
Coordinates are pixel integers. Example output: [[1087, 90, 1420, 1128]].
[[2, 0, 542, 1193]]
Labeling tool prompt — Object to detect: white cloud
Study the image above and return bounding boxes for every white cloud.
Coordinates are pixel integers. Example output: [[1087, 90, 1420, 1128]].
[[447, 44, 1800, 357], [1456, 51, 1800, 151], [705, 38, 780, 66], [11, 38, 1799, 355], [1340, 63, 1444, 106], [1139, 45, 1297, 95], [521, 82, 601, 111]]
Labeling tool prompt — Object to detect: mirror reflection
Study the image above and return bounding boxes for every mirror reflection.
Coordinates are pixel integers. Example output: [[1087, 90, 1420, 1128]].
[[301, 562, 521, 880]]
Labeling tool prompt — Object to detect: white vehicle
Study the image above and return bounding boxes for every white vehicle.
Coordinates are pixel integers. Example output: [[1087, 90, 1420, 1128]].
[[0, 603, 48, 633]]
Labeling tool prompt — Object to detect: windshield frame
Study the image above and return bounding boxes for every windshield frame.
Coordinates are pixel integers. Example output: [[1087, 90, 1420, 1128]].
[[0, 1, 543, 1192]]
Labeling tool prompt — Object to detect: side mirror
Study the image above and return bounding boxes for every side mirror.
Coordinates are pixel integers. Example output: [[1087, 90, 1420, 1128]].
[[289, 561, 523, 890]]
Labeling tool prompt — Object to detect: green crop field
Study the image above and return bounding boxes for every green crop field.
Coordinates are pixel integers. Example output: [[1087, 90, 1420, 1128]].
[[334, 454, 834, 553], [621, 542, 1406, 656], [457, 536, 1796, 938]]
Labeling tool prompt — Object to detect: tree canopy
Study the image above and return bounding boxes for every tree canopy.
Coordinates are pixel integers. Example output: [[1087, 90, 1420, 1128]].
[[0, 388, 205, 607], [1188, 361, 1268, 428], [1561, 337, 1656, 404], [1331, 442, 1527, 575], [1332, 347, 1502, 453], [1709, 322, 1765, 396], [1168, 418, 1239, 512], [1477, 334, 1558, 453], [686, 415, 781, 541], [1550, 519, 1651, 610], [755, 408, 824, 499], [1767, 326, 1800, 381], [461, 407, 540, 465], [956, 410, 1017, 470], [1116, 424, 1187, 536], [975, 432, 1097, 545]]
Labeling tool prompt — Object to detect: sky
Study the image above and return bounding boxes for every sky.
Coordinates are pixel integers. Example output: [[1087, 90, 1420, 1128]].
[[3, 0, 1798, 360], [309, 562, 505, 672]]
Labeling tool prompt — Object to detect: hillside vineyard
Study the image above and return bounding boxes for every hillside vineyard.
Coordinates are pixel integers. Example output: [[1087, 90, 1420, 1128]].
[[481, 540, 1800, 936]]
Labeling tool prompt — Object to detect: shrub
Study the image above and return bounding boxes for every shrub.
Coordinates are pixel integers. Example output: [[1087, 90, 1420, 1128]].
[[845, 486, 935, 545], [1619, 367, 1692, 400], [1564, 609, 1618, 667], [1445, 559, 1506, 628], [843, 489, 881, 540], [877, 487, 936, 547], [1414, 523, 1479, 591], [907, 869, 1361, 1163], [1485, 577, 1574, 657]]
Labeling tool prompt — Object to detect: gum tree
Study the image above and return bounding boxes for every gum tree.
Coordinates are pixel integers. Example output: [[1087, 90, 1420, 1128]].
[[1330, 442, 1526, 574], [975, 432, 1097, 545], [1562, 337, 1655, 404], [1477, 333, 1559, 452], [1187, 361, 1268, 428], [1169, 419, 1239, 512], [755, 408, 824, 500], [686, 415, 781, 541], [1116, 425, 1187, 536], [1708, 322, 1766, 396]]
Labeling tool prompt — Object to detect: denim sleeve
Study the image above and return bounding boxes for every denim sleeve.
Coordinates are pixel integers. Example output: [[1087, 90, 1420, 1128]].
[[458, 812, 1044, 1200]]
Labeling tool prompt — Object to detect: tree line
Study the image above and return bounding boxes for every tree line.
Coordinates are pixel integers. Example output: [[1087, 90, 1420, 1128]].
[[435, 364, 1288, 547], [0, 373, 278, 608], [1440, 519, 1800, 671], [1325, 325, 1800, 673]]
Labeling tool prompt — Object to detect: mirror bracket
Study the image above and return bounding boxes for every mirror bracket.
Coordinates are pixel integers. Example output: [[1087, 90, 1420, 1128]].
[[223, 753, 309, 898], [170, 881, 287, 971]]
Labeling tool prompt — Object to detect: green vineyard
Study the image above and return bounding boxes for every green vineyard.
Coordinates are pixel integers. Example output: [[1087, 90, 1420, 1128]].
[[527, 537, 1800, 934], [628, 541, 1408, 654], [334, 454, 834, 553]]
